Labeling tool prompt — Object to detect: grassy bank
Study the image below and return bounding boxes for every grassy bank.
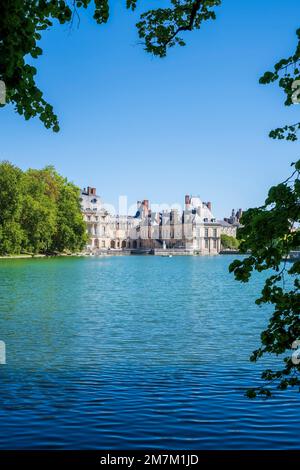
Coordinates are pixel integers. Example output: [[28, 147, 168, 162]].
[[0, 253, 84, 259]]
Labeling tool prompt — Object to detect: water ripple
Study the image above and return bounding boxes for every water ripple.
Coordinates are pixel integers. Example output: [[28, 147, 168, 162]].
[[0, 256, 299, 449]]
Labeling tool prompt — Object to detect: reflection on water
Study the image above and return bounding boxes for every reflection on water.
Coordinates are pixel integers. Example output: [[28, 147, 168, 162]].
[[0, 256, 298, 449]]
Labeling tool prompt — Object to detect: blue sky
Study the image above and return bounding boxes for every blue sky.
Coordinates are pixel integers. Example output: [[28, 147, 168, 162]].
[[1, 0, 300, 218]]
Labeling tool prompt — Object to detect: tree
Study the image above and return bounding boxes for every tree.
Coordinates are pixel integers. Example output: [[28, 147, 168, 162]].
[[0, 0, 220, 131], [51, 177, 87, 253], [21, 167, 58, 254], [229, 29, 300, 398], [220, 234, 239, 250], [0, 161, 24, 254], [259, 28, 300, 142], [0, 162, 87, 255]]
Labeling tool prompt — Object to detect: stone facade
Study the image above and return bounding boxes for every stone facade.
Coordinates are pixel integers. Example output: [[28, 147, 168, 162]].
[[81, 188, 224, 255], [80, 187, 140, 250], [219, 208, 243, 238]]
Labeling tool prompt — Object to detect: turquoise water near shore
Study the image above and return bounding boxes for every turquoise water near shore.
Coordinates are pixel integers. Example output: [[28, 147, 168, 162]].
[[0, 256, 299, 449]]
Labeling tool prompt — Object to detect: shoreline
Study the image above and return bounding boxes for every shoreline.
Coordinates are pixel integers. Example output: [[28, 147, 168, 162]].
[[0, 250, 242, 260], [0, 253, 85, 259]]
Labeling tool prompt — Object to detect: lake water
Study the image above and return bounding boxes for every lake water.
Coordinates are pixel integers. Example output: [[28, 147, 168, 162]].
[[0, 256, 299, 449]]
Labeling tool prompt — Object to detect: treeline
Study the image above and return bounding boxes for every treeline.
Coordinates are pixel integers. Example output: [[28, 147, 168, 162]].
[[0, 161, 87, 255]]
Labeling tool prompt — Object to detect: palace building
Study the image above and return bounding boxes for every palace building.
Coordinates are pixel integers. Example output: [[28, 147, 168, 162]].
[[80, 187, 238, 255]]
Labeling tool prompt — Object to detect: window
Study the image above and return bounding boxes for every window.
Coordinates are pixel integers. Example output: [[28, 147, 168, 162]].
[[91, 198, 97, 204], [205, 239, 209, 248], [205, 228, 209, 238], [213, 239, 217, 249], [213, 228, 217, 237], [102, 240, 105, 248]]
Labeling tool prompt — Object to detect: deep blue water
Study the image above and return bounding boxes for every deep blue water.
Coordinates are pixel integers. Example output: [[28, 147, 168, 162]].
[[0, 256, 299, 449]]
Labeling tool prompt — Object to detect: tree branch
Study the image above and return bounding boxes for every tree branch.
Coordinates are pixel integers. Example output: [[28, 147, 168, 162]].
[[163, 0, 203, 49]]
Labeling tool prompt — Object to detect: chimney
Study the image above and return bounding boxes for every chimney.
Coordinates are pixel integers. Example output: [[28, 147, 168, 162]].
[[142, 199, 149, 215], [207, 201, 212, 211], [185, 195, 191, 210], [87, 187, 96, 196]]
